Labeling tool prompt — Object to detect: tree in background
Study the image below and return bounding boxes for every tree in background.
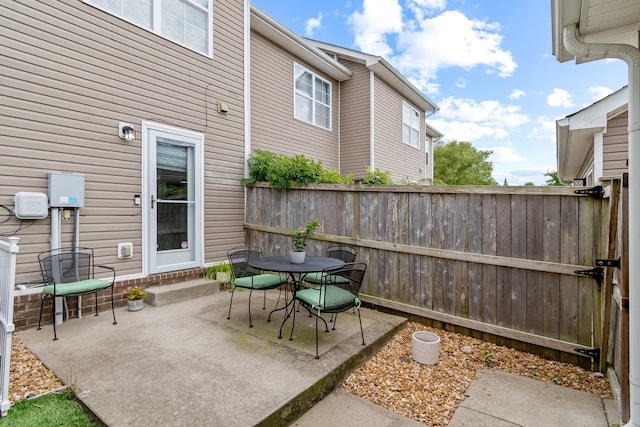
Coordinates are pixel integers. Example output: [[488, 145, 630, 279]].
[[433, 140, 498, 185], [544, 170, 572, 186]]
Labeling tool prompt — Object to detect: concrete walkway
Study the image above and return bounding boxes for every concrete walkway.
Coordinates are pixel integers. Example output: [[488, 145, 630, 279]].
[[16, 288, 620, 426]]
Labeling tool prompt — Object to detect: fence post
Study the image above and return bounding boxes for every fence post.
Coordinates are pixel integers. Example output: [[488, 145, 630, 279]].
[[0, 237, 19, 417]]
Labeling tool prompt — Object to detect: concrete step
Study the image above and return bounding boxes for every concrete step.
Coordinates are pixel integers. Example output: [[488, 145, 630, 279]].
[[145, 278, 219, 307]]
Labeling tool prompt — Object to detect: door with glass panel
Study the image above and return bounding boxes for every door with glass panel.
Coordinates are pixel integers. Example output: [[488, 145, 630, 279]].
[[144, 123, 203, 274]]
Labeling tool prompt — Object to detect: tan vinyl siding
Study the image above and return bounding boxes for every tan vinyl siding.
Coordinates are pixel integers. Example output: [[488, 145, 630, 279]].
[[0, 0, 246, 280], [373, 77, 425, 182], [603, 112, 628, 177], [337, 59, 371, 178], [250, 31, 339, 167], [577, 148, 595, 185]]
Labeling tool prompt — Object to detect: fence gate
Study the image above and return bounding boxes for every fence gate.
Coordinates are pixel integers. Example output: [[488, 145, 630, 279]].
[[0, 237, 19, 417]]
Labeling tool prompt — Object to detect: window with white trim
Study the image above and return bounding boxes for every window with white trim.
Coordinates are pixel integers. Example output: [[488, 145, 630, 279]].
[[294, 63, 331, 130], [85, 0, 213, 57], [402, 102, 420, 149]]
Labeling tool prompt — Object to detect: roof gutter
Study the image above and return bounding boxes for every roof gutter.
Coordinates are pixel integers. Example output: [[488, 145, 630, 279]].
[[563, 23, 640, 427]]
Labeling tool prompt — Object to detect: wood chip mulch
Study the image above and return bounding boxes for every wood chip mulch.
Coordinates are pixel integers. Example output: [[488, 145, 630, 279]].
[[7, 336, 63, 403], [341, 322, 612, 427]]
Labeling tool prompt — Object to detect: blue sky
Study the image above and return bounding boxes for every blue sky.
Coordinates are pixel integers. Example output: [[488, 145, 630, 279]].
[[251, 0, 629, 185]]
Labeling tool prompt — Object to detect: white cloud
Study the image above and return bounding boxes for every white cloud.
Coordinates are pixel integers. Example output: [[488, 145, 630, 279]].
[[436, 97, 529, 128], [547, 88, 573, 107], [488, 145, 526, 163], [588, 85, 613, 101], [348, 0, 403, 57], [305, 12, 323, 37], [455, 78, 466, 88], [407, 0, 447, 21], [395, 10, 516, 81], [429, 119, 509, 142], [527, 117, 557, 142], [348, 2, 516, 93], [509, 89, 526, 100]]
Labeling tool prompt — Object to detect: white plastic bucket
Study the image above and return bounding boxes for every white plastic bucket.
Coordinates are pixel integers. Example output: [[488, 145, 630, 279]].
[[412, 331, 440, 365]]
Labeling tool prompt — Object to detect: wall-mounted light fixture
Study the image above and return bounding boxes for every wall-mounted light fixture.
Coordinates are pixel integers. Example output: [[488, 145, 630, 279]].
[[118, 122, 135, 141]]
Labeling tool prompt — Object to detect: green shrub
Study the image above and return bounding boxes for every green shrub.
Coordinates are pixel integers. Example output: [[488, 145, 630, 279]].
[[361, 167, 392, 185], [244, 149, 389, 189]]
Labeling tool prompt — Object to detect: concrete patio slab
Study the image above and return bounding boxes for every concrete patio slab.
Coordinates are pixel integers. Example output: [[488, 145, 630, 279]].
[[16, 289, 405, 426]]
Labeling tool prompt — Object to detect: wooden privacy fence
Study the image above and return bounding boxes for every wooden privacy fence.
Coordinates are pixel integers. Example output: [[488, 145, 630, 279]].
[[244, 182, 623, 367]]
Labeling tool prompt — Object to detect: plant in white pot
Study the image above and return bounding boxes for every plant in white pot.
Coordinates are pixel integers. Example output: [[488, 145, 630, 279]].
[[291, 218, 320, 264], [126, 286, 146, 312], [205, 262, 233, 290]]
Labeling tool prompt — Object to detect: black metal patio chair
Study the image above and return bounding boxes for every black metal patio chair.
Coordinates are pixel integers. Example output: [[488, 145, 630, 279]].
[[291, 262, 367, 359], [227, 246, 288, 328], [37, 247, 117, 340], [301, 245, 357, 286]]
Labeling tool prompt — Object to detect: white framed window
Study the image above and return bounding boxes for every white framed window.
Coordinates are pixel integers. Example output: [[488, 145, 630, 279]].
[[402, 102, 420, 149], [294, 63, 331, 130], [85, 0, 213, 57]]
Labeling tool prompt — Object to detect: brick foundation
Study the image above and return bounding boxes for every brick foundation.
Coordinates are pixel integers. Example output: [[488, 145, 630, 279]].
[[14, 267, 207, 332]]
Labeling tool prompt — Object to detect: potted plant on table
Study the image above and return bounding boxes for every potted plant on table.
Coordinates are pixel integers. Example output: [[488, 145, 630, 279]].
[[291, 218, 320, 264], [126, 286, 147, 312]]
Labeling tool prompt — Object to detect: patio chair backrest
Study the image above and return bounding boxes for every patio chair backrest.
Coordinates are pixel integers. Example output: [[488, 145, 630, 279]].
[[322, 262, 367, 296], [38, 248, 94, 285], [227, 246, 263, 278], [326, 245, 357, 263]]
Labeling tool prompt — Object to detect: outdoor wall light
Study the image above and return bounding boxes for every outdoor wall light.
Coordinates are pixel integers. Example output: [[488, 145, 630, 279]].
[[118, 122, 135, 141]]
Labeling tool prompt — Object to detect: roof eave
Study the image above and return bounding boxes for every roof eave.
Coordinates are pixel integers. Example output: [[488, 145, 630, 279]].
[[250, 6, 352, 82], [308, 39, 438, 113], [367, 60, 438, 113]]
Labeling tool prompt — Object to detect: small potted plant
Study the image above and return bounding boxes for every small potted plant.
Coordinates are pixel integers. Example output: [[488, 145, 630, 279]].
[[126, 286, 146, 312], [205, 261, 233, 290], [291, 218, 320, 263]]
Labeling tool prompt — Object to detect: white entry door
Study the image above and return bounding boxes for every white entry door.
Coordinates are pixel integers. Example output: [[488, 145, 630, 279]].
[[143, 122, 203, 274]]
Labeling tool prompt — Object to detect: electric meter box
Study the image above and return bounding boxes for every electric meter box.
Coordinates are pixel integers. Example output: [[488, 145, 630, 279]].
[[48, 172, 85, 208], [14, 192, 49, 219]]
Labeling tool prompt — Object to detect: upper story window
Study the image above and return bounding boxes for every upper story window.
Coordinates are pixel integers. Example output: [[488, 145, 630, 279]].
[[85, 0, 213, 57], [402, 102, 420, 149], [294, 63, 331, 130]]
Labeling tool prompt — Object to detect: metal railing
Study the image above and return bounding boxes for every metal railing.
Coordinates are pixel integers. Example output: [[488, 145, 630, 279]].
[[0, 237, 19, 417]]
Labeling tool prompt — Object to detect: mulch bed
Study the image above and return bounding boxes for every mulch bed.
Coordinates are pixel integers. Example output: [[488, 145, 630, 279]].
[[341, 322, 612, 426]]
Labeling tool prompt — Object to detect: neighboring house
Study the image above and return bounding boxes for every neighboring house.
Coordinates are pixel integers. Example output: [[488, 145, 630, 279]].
[[307, 40, 439, 183], [249, 7, 440, 183], [0, 1, 441, 320], [556, 86, 628, 185]]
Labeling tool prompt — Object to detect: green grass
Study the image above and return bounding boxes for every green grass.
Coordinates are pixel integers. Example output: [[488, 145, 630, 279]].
[[0, 389, 101, 427]]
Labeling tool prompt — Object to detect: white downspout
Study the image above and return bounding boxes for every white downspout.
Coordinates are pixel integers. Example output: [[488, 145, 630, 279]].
[[563, 24, 640, 427], [369, 70, 375, 170]]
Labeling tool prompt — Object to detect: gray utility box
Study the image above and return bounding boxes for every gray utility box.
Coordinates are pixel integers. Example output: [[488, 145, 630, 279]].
[[48, 172, 85, 208]]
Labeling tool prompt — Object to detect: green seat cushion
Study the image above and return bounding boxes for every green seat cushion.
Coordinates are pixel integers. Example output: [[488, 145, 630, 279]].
[[303, 272, 325, 284], [296, 285, 355, 311], [234, 273, 286, 290], [304, 272, 350, 285], [42, 279, 112, 297]]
